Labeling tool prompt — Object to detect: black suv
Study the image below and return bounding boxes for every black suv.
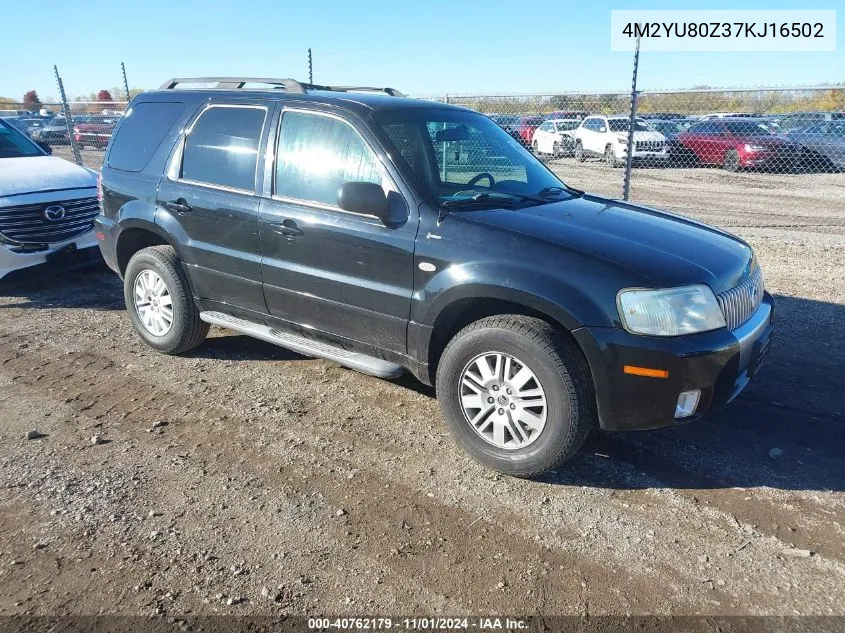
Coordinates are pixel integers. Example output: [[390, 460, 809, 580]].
[[96, 77, 774, 477]]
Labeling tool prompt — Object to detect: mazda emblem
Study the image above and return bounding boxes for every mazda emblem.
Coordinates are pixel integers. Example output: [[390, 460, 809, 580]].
[[44, 205, 66, 221]]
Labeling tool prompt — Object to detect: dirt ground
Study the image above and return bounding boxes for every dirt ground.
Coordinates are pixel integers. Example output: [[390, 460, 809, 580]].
[[1, 149, 844, 621]]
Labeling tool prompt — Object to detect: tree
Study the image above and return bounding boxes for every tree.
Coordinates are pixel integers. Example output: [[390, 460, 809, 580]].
[[97, 89, 113, 102], [23, 90, 42, 109]]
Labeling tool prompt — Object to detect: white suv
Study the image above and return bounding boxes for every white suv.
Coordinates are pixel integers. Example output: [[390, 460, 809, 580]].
[[574, 116, 667, 167], [0, 118, 99, 280], [531, 119, 580, 157]]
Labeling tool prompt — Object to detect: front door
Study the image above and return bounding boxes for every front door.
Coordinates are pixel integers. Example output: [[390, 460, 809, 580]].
[[259, 107, 417, 355], [156, 102, 269, 314]]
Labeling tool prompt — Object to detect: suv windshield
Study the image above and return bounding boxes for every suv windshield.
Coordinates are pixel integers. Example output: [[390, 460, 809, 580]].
[[608, 119, 650, 132], [374, 108, 570, 206], [0, 120, 43, 158]]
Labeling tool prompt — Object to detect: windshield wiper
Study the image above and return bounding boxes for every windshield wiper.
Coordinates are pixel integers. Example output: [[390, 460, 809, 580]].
[[536, 185, 583, 198], [441, 192, 545, 209]]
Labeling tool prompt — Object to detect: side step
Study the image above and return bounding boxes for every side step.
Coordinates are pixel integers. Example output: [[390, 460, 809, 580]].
[[199, 311, 404, 379]]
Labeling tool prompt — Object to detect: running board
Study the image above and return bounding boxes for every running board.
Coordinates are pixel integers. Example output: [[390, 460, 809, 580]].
[[199, 311, 404, 379]]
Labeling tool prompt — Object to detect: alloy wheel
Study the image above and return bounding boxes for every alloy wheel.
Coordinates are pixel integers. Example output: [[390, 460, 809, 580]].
[[459, 352, 548, 450], [133, 269, 174, 336]]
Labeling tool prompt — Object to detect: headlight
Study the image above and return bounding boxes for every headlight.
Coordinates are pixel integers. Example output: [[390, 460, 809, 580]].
[[744, 144, 766, 152], [617, 285, 726, 336]]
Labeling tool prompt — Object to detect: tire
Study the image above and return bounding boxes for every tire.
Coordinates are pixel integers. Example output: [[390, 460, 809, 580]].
[[574, 141, 585, 162], [605, 144, 621, 168], [724, 149, 741, 172], [532, 139, 540, 154], [552, 141, 561, 158], [123, 245, 209, 355], [435, 315, 595, 478]]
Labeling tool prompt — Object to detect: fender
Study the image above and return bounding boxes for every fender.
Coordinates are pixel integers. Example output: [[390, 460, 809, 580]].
[[413, 262, 614, 332]]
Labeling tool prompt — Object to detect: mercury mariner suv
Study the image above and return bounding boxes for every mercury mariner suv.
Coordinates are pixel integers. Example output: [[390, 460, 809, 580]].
[[95, 77, 774, 477]]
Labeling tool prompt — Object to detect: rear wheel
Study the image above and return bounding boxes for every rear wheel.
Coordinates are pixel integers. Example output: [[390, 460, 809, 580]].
[[532, 139, 540, 154], [436, 316, 595, 478], [552, 141, 561, 158], [724, 149, 741, 172], [574, 141, 585, 162], [124, 246, 208, 355]]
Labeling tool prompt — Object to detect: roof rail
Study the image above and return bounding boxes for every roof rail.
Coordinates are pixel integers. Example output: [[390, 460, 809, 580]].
[[158, 77, 405, 97], [159, 77, 307, 93], [315, 85, 406, 97]]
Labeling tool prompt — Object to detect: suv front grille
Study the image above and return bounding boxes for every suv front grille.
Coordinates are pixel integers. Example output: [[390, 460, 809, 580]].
[[716, 267, 765, 330], [635, 140, 664, 152], [0, 198, 99, 245]]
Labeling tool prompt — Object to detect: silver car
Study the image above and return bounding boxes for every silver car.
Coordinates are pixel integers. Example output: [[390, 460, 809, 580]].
[[787, 121, 845, 171]]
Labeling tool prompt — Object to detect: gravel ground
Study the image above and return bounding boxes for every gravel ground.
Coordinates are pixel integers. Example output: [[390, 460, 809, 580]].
[[2, 148, 843, 621]]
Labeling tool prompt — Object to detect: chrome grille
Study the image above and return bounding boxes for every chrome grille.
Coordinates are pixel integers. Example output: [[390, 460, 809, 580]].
[[716, 266, 765, 330], [0, 198, 99, 244], [635, 140, 664, 152]]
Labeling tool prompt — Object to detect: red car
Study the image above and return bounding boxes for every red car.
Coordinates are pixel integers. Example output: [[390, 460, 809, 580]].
[[73, 115, 122, 149], [516, 116, 544, 147], [676, 118, 800, 171]]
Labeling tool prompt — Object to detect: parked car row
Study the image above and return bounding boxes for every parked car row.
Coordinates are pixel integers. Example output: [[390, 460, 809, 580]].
[[498, 110, 845, 172]]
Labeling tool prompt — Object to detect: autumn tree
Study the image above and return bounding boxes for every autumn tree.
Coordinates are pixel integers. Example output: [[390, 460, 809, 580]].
[[23, 90, 42, 109], [97, 89, 113, 102]]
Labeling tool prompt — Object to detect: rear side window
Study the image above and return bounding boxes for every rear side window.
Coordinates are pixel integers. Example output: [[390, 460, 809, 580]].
[[180, 105, 266, 192], [107, 101, 184, 172], [274, 111, 382, 206]]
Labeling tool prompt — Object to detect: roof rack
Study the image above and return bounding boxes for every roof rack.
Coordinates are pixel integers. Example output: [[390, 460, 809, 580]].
[[158, 77, 405, 97]]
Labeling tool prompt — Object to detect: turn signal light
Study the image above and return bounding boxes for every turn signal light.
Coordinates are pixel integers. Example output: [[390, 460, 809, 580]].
[[623, 365, 669, 379]]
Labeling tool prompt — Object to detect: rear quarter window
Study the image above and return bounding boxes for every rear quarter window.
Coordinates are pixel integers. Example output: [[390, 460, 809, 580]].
[[107, 101, 185, 172]]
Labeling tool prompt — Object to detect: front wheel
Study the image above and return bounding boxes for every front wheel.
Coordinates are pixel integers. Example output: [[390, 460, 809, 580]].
[[605, 144, 621, 167], [123, 246, 209, 354], [724, 149, 741, 172], [436, 316, 595, 478], [574, 141, 585, 162]]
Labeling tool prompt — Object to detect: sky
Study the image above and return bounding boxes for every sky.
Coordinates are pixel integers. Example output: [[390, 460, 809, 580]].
[[2, 0, 842, 103]]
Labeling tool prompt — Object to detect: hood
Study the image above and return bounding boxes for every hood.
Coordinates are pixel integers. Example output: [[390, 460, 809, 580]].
[[455, 194, 753, 293], [0, 156, 97, 199], [630, 130, 666, 142]]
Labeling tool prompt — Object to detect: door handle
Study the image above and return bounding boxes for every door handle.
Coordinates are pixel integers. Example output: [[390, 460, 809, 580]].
[[163, 199, 192, 214], [269, 219, 303, 238]]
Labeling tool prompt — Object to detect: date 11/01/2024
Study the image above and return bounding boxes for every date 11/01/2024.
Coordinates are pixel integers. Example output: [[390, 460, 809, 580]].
[[308, 617, 528, 630], [621, 22, 824, 39]]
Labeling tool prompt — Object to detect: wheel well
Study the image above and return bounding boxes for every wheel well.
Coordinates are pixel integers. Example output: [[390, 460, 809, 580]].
[[427, 298, 583, 384], [116, 228, 170, 275]]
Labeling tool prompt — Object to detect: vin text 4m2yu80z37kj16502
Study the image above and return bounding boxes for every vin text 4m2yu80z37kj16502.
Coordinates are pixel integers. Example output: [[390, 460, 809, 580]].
[[94, 76, 774, 478]]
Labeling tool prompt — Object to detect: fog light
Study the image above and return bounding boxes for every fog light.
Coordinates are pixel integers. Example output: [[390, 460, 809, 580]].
[[675, 389, 701, 419]]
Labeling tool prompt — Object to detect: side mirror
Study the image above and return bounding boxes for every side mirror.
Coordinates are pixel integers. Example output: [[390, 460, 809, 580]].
[[337, 181, 390, 220], [37, 141, 52, 155]]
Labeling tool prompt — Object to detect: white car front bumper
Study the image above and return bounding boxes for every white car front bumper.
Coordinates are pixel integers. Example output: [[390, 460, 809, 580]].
[[0, 230, 99, 281]]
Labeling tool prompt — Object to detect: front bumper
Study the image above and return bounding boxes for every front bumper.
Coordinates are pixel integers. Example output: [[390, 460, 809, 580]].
[[573, 293, 775, 431], [0, 231, 100, 281]]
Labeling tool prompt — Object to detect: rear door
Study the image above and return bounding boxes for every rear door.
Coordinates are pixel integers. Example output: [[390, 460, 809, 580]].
[[257, 106, 417, 355], [156, 101, 269, 314]]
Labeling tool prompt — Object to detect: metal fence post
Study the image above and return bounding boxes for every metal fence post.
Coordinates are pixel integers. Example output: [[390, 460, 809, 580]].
[[121, 62, 130, 101], [54, 65, 83, 166], [308, 48, 313, 84], [622, 35, 641, 201]]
